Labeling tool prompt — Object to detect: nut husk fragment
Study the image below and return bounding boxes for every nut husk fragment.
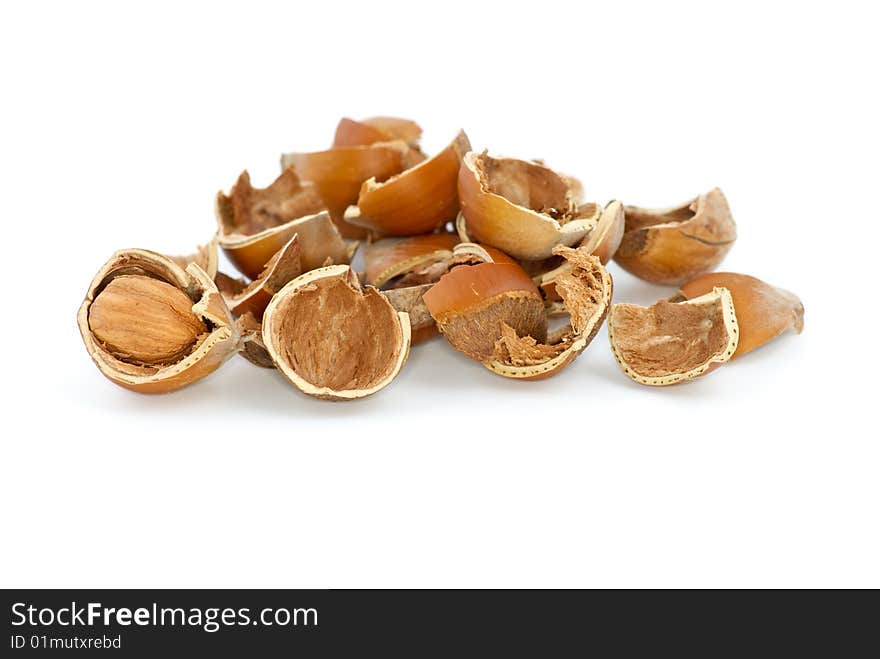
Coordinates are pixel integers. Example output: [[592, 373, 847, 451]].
[[355, 131, 471, 235], [333, 116, 424, 155], [457, 151, 597, 260], [169, 236, 219, 279], [217, 234, 303, 319], [608, 287, 739, 386], [672, 272, 804, 358], [485, 246, 613, 379], [235, 312, 275, 368], [364, 232, 460, 289], [614, 188, 737, 285], [382, 283, 438, 344], [78, 249, 239, 393], [423, 253, 548, 364], [216, 169, 350, 279], [280, 143, 407, 222], [262, 265, 411, 400], [535, 200, 622, 304]]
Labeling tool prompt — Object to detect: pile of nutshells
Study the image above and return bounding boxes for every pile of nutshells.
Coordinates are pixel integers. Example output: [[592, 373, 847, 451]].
[[78, 117, 804, 399]]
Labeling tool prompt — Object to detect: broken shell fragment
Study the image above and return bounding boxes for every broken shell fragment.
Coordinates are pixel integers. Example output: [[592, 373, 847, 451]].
[[78, 249, 239, 393], [423, 253, 548, 363], [457, 151, 597, 260], [614, 188, 737, 285], [216, 169, 350, 279], [280, 143, 406, 220], [235, 312, 275, 368], [673, 273, 804, 358], [218, 235, 303, 319], [262, 265, 411, 400], [361, 116, 423, 146], [581, 199, 625, 265], [169, 236, 219, 279], [534, 201, 620, 304], [382, 283, 438, 344], [355, 131, 471, 235], [485, 246, 613, 379], [333, 116, 423, 149], [364, 232, 460, 288], [608, 287, 739, 386]]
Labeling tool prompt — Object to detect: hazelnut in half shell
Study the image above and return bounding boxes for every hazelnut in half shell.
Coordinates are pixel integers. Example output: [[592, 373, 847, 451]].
[[614, 187, 737, 285], [78, 249, 239, 393], [262, 265, 411, 400]]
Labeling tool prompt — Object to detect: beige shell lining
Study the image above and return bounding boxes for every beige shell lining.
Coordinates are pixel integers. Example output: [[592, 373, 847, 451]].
[[270, 275, 404, 391], [490, 247, 610, 371], [435, 291, 547, 362], [218, 170, 326, 238], [475, 153, 576, 221], [610, 294, 731, 378]]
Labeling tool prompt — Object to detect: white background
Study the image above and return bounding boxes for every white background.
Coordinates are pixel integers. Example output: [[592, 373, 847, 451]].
[[1, 1, 877, 588]]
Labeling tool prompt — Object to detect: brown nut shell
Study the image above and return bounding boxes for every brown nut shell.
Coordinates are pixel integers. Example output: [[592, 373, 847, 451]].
[[485, 246, 613, 380], [361, 117, 423, 146], [262, 265, 411, 400], [78, 249, 239, 393], [218, 234, 303, 319], [535, 201, 619, 302], [364, 232, 460, 288], [614, 188, 737, 285], [382, 283, 439, 344], [216, 170, 350, 279], [608, 287, 739, 386], [169, 236, 219, 279], [423, 258, 547, 363], [333, 116, 423, 149], [280, 143, 406, 220], [355, 131, 471, 235], [233, 312, 275, 369], [673, 273, 804, 359], [457, 151, 596, 260], [448, 242, 519, 268]]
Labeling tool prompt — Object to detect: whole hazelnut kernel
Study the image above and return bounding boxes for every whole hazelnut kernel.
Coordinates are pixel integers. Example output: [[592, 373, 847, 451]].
[[88, 275, 207, 366]]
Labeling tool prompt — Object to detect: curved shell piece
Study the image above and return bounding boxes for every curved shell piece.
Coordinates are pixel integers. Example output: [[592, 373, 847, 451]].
[[78, 249, 239, 393], [333, 116, 423, 149], [220, 234, 303, 319], [485, 246, 613, 380], [673, 272, 803, 359], [457, 151, 596, 260], [355, 131, 471, 235], [280, 143, 406, 219], [382, 283, 439, 345], [364, 232, 460, 288], [216, 169, 349, 279], [262, 265, 411, 400], [535, 201, 617, 302], [614, 188, 737, 285], [169, 236, 219, 279], [608, 287, 739, 386], [423, 258, 546, 363]]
